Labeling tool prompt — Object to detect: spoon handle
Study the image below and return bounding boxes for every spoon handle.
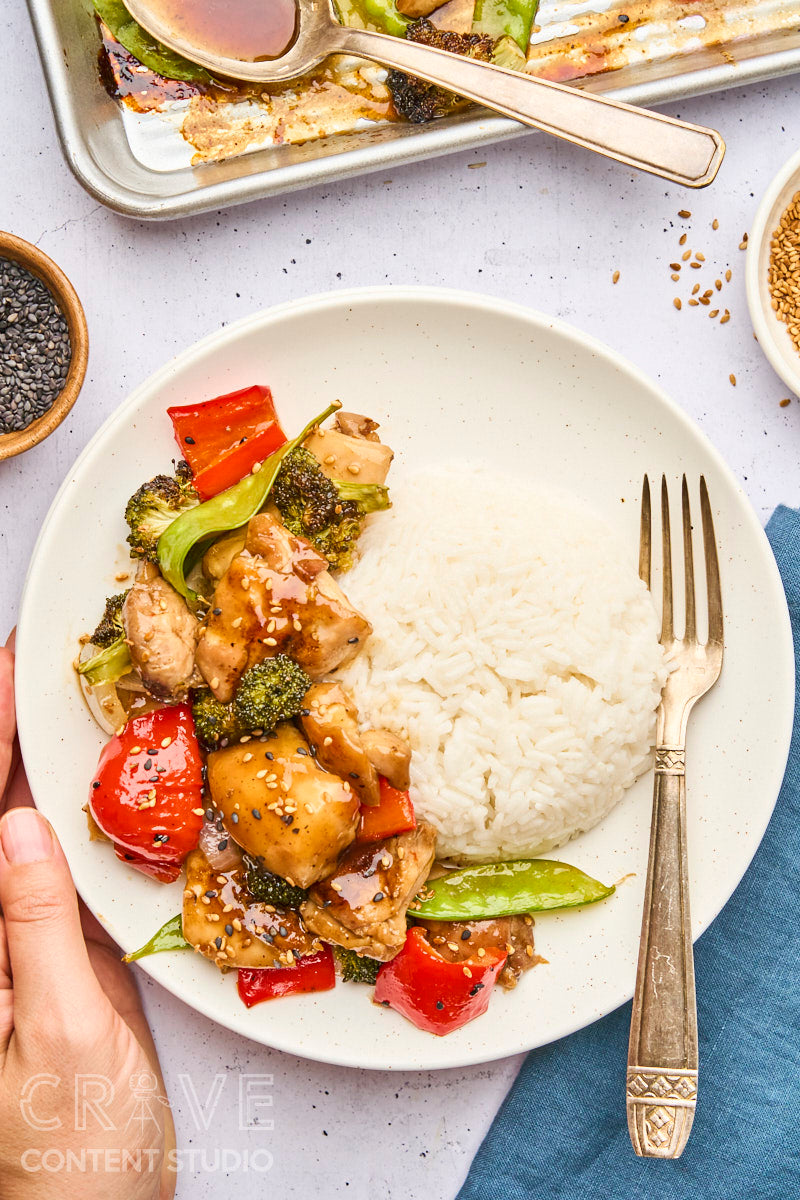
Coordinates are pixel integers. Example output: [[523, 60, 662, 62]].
[[332, 26, 724, 187]]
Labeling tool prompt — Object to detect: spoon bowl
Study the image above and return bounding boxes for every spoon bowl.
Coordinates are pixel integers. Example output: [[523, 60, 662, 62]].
[[124, 0, 725, 187]]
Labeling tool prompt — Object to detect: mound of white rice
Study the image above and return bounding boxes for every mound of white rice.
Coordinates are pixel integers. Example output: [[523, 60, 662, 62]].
[[337, 465, 668, 863]]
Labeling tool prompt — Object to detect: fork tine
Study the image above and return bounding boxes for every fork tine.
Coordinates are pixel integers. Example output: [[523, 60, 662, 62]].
[[700, 476, 723, 647], [639, 475, 651, 588], [660, 476, 674, 643], [682, 476, 697, 642]]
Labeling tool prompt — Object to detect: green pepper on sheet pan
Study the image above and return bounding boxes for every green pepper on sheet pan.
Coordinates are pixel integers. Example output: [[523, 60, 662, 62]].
[[473, 0, 539, 54]]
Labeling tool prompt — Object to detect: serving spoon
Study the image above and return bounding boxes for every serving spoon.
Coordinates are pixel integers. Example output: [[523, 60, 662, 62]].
[[123, 0, 725, 188]]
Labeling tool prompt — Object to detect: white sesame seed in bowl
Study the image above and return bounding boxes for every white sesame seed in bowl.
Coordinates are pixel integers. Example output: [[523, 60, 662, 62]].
[[746, 145, 800, 400]]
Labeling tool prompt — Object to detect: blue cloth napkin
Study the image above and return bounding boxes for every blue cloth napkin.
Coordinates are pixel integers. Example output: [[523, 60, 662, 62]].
[[458, 505, 800, 1200]]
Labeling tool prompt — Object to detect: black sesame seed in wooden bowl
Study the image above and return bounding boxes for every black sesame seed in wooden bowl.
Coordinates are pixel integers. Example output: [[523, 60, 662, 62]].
[[0, 232, 88, 461]]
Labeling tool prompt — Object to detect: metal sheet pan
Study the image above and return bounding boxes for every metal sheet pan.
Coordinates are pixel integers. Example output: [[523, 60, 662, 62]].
[[27, 0, 800, 220]]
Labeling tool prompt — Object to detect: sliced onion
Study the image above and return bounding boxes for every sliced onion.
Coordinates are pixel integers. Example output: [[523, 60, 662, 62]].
[[199, 820, 243, 872], [77, 644, 160, 735]]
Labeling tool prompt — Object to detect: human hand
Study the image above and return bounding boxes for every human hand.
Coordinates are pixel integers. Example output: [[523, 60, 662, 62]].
[[0, 640, 176, 1199]]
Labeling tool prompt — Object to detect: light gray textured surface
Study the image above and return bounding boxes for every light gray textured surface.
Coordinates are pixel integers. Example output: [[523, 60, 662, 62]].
[[1, 3, 798, 1195]]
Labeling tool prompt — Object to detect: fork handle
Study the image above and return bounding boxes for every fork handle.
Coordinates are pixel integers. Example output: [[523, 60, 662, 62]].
[[626, 747, 698, 1158], [334, 27, 724, 187]]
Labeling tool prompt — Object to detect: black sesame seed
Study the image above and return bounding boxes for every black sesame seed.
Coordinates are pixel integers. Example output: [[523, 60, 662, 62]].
[[225, 923, 234, 936], [143, 759, 152, 771], [265, 752, 274, 761], [252, 808, 262, 820], [278, 926, 288, 938], [92, 780, 100, 789], [309, 745, 317, 757], [214, 936, 222, 949], [292, 828, 300, 834], [619, 12, 629, 21], [0, 257, 71, 434], [218, 839, 229, 851], [296, 747, 308, 756], [265, 933, 274, 943], [349, 772, 358, 779], [347, 637, 359, 644], [381, 999, 390, 1007], [435, 1000, 444, 1010], [149, 776, 160, 783], [231, 812, 239, 824], [461, 929, 472, 940], [213, 608, 222, 616], [184, 436, 195, 444], [147, 748, 159, 755], [205, 808, 214, 821], [373, 891, 384, 902], [205, 890, 217, 898], [282, 814, 293, 825], [300, 709, 310, 717]]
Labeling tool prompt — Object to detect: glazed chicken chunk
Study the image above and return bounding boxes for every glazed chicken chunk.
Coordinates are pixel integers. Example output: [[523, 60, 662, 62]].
[[304, 416, 393, 487], [122, 561, 198, 700], [206, 722, 360, 888], [195, 512, 371, 702], [361, 729, 412, 791], [415, 915, 542, 989], [182, 848, 321, 970], [298, 682, 380, 806], [300, 821, 437, 961]]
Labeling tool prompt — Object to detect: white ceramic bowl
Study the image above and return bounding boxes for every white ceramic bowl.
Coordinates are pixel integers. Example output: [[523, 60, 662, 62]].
[[746, 146, 800, 398], [15, 287, 795, 1071]]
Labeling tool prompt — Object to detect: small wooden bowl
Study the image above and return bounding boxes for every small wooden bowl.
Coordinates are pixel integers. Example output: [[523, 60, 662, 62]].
[[0, 231, 89, 461]]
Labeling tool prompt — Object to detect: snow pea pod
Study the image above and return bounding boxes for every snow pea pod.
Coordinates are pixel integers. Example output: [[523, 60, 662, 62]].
[[412, 859, 614, 921], [158, 400, 341, 603], [123, 913, 189, 963]]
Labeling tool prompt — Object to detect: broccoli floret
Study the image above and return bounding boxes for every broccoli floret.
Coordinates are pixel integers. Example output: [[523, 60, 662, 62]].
[[388, 20, 494, 123], [90, 592, 129, 647], [191, 655, 311, 750], [125, 460, 200, 562], [272, 446, 390, 572], [333, 946, 382, 985], [191, 688, 240, 750], [234, 656, 311, 730], [244, 856, 308, 909]]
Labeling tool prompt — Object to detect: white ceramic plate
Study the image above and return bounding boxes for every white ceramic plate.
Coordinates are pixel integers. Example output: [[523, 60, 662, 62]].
[[16, 287, 794, 1071], [746, 146, 800, 399]]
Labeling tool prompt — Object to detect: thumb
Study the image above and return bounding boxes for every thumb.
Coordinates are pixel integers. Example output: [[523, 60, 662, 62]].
[[0, 808, 106, 1043]]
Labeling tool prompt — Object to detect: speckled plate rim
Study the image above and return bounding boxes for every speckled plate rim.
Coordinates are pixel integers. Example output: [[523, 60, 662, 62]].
[[15, 286, 795, 1071], [746, 145, 800, 400]]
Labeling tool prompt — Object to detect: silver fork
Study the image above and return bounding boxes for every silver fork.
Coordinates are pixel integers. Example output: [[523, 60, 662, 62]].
[[626, 475, 723, 1158]]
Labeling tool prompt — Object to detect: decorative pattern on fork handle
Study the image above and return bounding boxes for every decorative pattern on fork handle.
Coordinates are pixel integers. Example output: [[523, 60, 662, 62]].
[[654, 747, 686, 775], [626, 1067, 698, 1157]]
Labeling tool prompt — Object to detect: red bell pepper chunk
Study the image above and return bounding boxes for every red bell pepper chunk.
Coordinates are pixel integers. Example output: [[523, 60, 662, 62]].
[[89, 705, 204, 884], [167, 384, 287, 499], [237, 947, 336, 1007], [357, 776, 417, 843], [374, 927, 506, 1035]]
